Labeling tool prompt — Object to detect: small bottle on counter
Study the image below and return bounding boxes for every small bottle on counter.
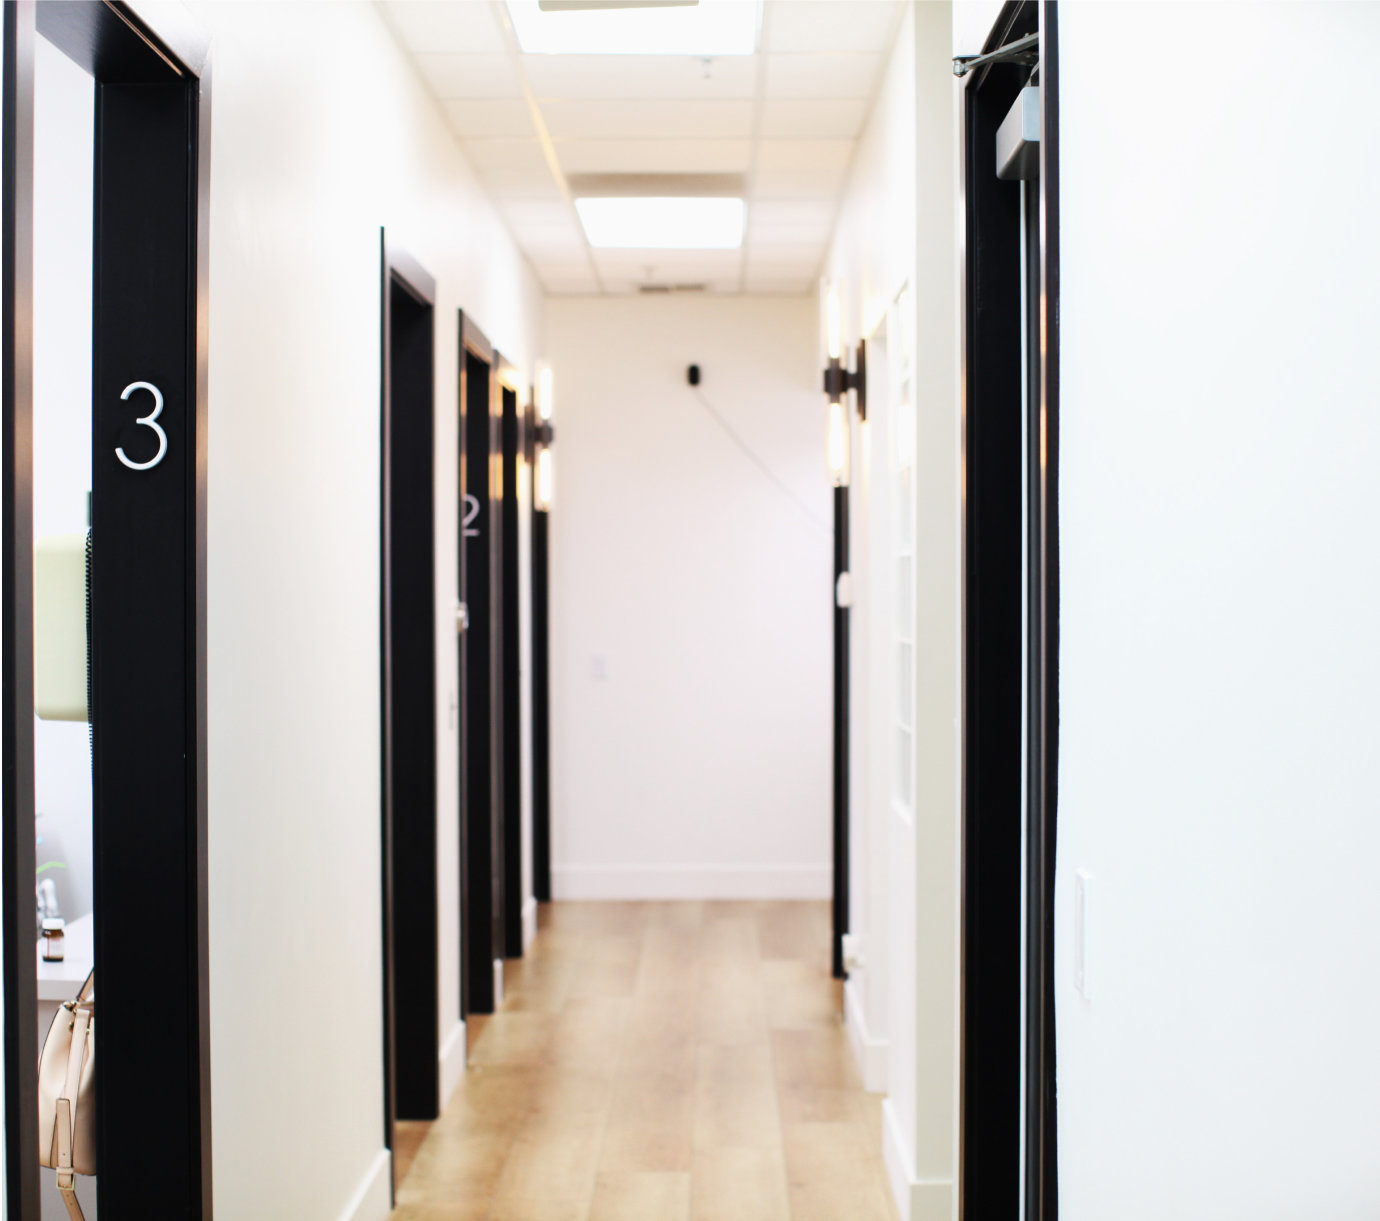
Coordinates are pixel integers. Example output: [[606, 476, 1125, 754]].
[[41, 917, 66, 962]]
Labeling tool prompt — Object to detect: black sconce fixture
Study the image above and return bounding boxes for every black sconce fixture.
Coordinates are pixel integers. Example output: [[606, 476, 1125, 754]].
[[823, 339, 866, 422], [823, 285, 867, 486]]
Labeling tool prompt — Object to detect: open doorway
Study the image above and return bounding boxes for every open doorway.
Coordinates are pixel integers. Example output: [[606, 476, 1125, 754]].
[[379, 236, 440, 1193], [4, 5, 212, 1214]]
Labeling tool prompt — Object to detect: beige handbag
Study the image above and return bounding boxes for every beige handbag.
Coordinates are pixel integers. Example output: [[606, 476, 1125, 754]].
[[38, 971, 94, 1221]]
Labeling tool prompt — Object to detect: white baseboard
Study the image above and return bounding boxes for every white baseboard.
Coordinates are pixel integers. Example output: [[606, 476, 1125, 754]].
[[551, 863, 830, 900], [882, 1099, 954, 1221], [336, 1149, 391, 1221], [438, 1018, 466, 1110], [522, 894, 539, 950], [843, 976, 889, 1093]]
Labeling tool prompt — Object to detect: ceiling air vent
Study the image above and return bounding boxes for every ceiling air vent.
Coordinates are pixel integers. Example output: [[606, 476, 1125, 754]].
[[637, 283, 708, 294]]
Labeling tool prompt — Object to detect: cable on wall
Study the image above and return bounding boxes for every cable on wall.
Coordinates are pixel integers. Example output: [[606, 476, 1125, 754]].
[[686, 384, 830, 538]]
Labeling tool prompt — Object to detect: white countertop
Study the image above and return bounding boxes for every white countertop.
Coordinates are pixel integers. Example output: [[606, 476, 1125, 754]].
[[36, 911, 92, 1002]]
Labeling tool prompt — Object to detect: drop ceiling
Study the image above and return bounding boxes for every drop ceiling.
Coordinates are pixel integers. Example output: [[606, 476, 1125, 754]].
[[379, 0, 903, 296]]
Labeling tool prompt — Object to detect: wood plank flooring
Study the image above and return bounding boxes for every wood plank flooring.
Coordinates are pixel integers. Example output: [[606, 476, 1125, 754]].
[[390, 901, 898, 1221]]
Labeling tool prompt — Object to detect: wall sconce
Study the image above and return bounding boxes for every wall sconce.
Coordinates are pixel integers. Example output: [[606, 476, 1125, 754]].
[[534, 364, 554, 512], [822, 283, 866, 486]]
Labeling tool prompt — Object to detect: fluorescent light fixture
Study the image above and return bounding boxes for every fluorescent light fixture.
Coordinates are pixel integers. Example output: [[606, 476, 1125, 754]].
[[505, 0, 759, 56], [575, 197, 744, 250]]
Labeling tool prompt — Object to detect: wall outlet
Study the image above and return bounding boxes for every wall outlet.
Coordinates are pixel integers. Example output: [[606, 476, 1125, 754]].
[[1074, 870, 1090, 1000]]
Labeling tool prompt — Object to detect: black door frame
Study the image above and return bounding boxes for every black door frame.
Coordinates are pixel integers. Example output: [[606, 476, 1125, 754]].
[[495, 355, 523, 956], [831, 481, 849, 981], [957, 2, 1060, 1219], [1023, 9, 1059, 1211], [380, 234, 440, 1165], [528, 394, 550, 905], [457, 311, 501, 1017], [4, 2, 213, 1213]]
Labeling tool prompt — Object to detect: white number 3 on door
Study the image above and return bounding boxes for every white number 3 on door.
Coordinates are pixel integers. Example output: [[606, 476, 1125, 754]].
[[116, 380, 168, 471]]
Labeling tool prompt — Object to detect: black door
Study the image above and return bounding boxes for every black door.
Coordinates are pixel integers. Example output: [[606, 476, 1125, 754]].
[[496, 361, 524, 955], [458, 313, 503, 1017], [380, 238, 440, 1151], [5, 6, 213, 1214]]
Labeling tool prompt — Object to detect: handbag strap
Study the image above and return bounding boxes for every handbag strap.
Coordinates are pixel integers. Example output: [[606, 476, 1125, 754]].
[[53, 1004, 91, 1221], [75, 969, 93, 1005]]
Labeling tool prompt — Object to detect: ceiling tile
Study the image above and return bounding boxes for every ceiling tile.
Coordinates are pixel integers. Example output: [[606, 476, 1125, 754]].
[[744, 275, 814, 295], [477, 165, 565, 201], [760, 97, 868, 139], [752, 162, 847, 197], [746, 219, 831, 250], [539, 273, 603, 295], [523, 54, 757, 100], [502, 200, 580, 231], [593, 250, 744, 279], [764, 53, 880, 99], [556, 139, 752, 176], [765, 1, 900, 55], [748, 199, 837, 229], [442, 99, 537, 139], [523, 241, 590, 265], [532, 259, 597, 279], [413, 53, 523, 99], [510, 231, 587, 259], [502, 202, 587, 258], [539, 99, 754, 140], [744, 250, 824, 275], [381, 1, 508, 56], [756, 139, 853, 173], [463, 138, 551, 174]]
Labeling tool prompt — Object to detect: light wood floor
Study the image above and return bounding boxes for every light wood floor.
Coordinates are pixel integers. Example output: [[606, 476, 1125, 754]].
[[389, 900, 899, 1221]]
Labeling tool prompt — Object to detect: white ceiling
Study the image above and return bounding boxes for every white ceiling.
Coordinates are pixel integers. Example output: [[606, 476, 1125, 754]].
[[379, 0, 903, 296]]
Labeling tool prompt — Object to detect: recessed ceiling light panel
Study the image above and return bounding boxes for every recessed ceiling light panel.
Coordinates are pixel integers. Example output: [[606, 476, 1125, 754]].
[[505, 0, 760, 56], [575, 197, 745, 249]]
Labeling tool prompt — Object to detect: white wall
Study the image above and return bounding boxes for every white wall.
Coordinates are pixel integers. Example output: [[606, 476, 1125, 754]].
[[1056, 3, 1380, 1217], [544, 295, 830, 900], [172, 2, 542, 1217], [824, 5, 962, 1219], [952, 0, 1006, 58], [831, 0, 918, 1108]]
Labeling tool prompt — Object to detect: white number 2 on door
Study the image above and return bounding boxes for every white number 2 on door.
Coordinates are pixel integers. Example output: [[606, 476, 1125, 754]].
[[463, 494, 481, 538]]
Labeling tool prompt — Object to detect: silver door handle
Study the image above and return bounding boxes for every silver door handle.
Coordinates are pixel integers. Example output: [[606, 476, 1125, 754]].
[[457, 602, 469, 633]]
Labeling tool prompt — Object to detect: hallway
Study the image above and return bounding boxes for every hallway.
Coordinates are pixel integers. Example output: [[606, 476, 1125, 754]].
[[391, 902, 898, 1221]]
